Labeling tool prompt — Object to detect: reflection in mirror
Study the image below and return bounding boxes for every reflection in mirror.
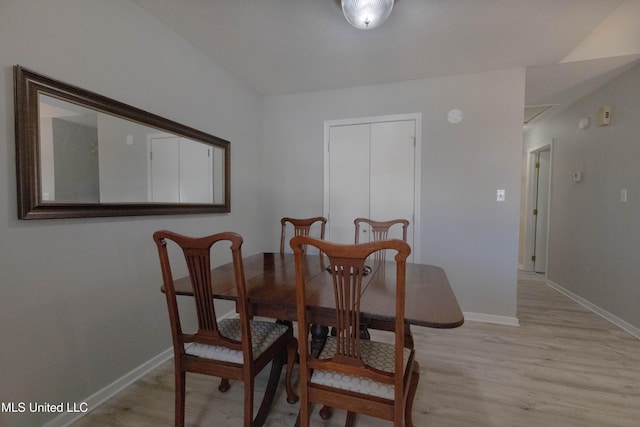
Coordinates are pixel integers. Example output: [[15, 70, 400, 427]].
[[39, 95, 100, 203], [38, 95, 226, 205], [14, 65, 230, 219]]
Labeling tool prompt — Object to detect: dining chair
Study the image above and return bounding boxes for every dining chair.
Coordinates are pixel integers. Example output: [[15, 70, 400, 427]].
[[290, 236, 419, 427], [153, 230, 298, 427], [354, 217, 413, 347], [355, 218, 409, 264], [280, 216, 327, 254], [354, 218, 409, 244]]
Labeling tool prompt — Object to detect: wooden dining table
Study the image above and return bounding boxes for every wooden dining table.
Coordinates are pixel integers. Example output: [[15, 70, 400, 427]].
[[171, 252, 464, 352]]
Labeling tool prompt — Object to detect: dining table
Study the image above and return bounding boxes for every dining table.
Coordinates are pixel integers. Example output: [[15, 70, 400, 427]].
[[170, 251, 464, 353]]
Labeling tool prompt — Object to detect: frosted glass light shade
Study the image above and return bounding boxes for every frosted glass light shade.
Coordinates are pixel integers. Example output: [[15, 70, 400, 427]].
[[342, 0, 394, 30]]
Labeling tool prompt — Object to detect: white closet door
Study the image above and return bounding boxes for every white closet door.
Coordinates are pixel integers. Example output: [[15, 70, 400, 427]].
[[325, 114, 420, 260], [327, 119, 416, 263], [179, 138, 213, 203], [150, 136, 180, 202], [370, 120, 415, 243], [328, 124, 370, 244]]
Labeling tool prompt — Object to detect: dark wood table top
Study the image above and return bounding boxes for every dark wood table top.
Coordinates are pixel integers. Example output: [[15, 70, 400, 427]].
[[172, 252, 464, 329]]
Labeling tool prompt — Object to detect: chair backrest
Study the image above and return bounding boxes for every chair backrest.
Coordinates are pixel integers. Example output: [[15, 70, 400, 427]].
[[291, 236, 411, 390], [354, 218, 409, 263], [153, 230, 253, 360], [354, 217, 409, 243], [280, 216, 327, 254]]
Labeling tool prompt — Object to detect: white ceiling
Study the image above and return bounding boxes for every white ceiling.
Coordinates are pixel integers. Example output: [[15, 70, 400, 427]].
[[132, 0, 640, 121]]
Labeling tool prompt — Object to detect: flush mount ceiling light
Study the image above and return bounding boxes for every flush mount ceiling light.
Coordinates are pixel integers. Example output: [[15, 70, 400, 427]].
[[342, 0, 394, 30]]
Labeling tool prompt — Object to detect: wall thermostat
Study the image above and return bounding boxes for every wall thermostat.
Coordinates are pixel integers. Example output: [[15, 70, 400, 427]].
[[598, 105, 611, 126]]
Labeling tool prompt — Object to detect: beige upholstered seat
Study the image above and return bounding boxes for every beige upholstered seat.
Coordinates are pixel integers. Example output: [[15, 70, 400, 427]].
[[186, 319, 291, 364], [311, 337, 412, 400]]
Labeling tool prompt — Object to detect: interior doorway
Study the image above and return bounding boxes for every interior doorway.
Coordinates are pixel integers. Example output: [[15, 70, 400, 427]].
[[523, 143, 552, 274]]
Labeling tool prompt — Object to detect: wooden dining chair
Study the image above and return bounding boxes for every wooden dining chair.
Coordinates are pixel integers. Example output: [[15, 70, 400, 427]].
[[153, 230, 298, 427], [354, 218, 413, 347], [280, 216, 327, 254], [354, 218, 409, 244], [290, 236, 419, 427]]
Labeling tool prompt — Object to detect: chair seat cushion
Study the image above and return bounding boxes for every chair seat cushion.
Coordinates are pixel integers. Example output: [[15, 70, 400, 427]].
[[185, 319, 288, 364], [310, 337, 412, 400]]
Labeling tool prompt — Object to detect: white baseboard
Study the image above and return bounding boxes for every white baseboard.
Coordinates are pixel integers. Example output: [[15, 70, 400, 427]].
[[463, 311, 520, 326], [546, 280, 640, 340], [43, 347, 174, 427], [45, 309, 242, 427]]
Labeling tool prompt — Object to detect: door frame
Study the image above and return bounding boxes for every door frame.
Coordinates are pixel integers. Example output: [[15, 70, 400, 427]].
[[323, 113, 422, 261], [523, 140, 553, 273]]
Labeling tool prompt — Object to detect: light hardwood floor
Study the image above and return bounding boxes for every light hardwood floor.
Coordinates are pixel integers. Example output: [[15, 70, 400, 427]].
[[73, 272, 640, 426]]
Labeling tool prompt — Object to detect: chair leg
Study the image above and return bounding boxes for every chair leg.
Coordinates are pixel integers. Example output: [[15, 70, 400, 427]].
[[175, 369, 186, 427], [244, 376, 255, 427], [404, 323, 414, 350], [345, 411, 357, 427], [319, 405, 333, 419], [405, 360, 420, 427], [253, 350, 285, 427], [218, 378, 230, 392], [285, 338, 299, 404], [299, 401, 311, 427]]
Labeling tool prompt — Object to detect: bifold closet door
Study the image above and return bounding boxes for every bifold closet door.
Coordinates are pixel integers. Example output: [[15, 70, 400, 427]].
[[327, 120, 415, 260], [327, 123, 370, 244], [149, 136, 213, 203]]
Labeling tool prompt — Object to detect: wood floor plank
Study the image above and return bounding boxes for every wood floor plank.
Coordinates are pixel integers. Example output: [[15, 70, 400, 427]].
[[73, 272, 640, 426]]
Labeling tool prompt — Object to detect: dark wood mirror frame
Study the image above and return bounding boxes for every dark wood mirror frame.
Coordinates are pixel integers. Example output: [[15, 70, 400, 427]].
[[14, 65, 230, 220]]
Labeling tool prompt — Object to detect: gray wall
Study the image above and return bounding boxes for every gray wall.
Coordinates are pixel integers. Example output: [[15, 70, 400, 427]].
[[52, 119, 100, 202], [261, 69, 526, 321], [98, 115, 155, 203], [524, 62, 640, 331], [0, 1, 265, 426]]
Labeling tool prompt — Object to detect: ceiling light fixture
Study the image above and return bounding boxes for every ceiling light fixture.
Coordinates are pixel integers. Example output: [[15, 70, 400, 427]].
[[342, 0, 394, 30]]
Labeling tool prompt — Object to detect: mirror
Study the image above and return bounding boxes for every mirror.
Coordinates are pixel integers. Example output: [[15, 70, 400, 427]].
[[14, 65, 230, 219]]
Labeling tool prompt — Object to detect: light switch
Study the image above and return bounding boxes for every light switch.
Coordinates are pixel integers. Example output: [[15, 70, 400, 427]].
[[620, 189, 627, 203], [497, 189, 505, 202]]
